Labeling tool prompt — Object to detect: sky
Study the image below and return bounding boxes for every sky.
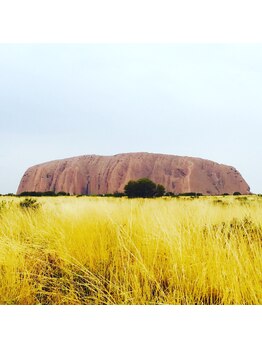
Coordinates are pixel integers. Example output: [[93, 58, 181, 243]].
[[0, 44, 262, 194]]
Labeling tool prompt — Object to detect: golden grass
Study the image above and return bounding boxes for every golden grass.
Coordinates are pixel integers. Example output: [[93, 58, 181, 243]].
[[0, 195, 261, 304]]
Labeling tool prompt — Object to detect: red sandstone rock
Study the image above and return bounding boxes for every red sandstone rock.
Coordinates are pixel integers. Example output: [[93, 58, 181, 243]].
[[17, 152, 250, 195]]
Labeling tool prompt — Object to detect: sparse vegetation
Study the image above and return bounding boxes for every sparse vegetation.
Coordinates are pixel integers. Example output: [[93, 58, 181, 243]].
[[178, 192, 203, 197], [0, 195, 261, 304], [19, 191, 70, 197]]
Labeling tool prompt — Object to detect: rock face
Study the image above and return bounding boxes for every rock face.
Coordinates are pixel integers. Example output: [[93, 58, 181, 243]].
[[17, 152, 250, 195]]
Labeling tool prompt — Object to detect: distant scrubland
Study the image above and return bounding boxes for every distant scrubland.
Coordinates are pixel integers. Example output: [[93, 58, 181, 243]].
[[0, 195, 261, 304]]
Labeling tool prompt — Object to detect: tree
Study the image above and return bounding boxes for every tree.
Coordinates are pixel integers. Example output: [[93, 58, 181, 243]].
[[124, 180, 138, 198], [124, 178, 165, 198], [155, 184, 165, 197]]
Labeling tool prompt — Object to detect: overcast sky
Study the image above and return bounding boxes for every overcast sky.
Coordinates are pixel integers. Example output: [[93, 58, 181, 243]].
[[0, 44, 261, 194]]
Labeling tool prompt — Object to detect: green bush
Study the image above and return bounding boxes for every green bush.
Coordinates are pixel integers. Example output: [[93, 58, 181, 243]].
[[19, 191, 70, 197], [155, 184, 165, 197], [56, 191, 70, 196], [165, 192, 175, 197], [19, 198, 40, 210], [124, 178, 165, 198], [178, 192, 202, 197], [112, 191, 125, 197]]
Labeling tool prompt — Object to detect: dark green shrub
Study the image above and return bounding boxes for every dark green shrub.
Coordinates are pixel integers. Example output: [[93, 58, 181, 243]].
[[56, 191, 70, 196], [42, 191, 56, 196], [113, 191, 125, 197], [19, 191, 70, 197], [19, 198, 40, 210], [155, 184, 165, 197], [165, 192, 175, 197], [178, 192, 202, 197], [124, 178, 165, 198]]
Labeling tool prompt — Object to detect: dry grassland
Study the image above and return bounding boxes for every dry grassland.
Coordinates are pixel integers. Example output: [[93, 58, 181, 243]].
[[0, 195, 261, 304]]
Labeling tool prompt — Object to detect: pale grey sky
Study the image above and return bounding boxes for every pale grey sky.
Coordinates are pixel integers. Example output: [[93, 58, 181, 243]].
[[0, 44, 261, 194]]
